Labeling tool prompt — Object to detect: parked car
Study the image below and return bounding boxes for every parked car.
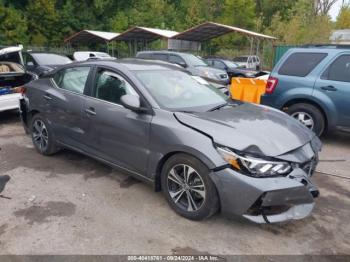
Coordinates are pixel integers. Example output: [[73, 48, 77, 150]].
[[0, 46, 36, 112], [232, 55, 261, 70], [73, 51, 114, 61], [262, 46, 350, 136], [136, 51, 229, 85], [20, 59, 321, 224], [23, 51, 72, 77], [205, 58, 263, 79]]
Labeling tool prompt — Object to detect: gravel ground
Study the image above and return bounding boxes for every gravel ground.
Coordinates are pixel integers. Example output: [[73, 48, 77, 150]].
[[0, 110, 349, 255]]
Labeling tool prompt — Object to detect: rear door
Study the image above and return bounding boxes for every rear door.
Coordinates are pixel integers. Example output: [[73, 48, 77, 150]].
[[46, 66, 92, 147], [81, 66, 152, 175], [314, 53, 350, 127]]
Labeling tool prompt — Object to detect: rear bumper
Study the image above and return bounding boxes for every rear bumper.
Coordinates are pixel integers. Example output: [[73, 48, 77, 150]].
[[260, 94, 280, 108], [210, 167, 318, 223], [0, 93, 22, 112]]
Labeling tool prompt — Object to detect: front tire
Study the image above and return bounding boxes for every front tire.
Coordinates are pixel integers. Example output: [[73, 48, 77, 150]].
[[286, 103, 325, 136], [161, 154, 219, 220], [31, 113, 59, 155]]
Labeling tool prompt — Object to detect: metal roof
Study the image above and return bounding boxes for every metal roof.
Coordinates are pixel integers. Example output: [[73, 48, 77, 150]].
[[64, 30, 120, 44], [113, 26, 178, 41], [172, 22, 276, 41]]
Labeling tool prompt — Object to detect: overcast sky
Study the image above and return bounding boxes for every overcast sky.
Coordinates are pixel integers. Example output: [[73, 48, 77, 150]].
[[329, 0, 345, 21]]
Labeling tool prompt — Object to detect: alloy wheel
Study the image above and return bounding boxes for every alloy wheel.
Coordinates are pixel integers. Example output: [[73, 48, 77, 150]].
[[291, 112, 314, 130], [32, 119, 49, 152], [167, 164, 206, 212]]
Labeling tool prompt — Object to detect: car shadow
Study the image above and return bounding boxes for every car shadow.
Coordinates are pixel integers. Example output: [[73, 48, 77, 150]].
[[0, 110, 20, 125], [321, 130, 350, 147]]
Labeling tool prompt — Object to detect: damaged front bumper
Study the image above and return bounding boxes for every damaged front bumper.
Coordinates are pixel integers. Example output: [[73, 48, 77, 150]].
[[211, 167, 319, 223]]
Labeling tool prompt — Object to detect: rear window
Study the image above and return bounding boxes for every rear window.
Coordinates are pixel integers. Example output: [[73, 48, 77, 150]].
[[278, 52, 327, 77], [233, 56, 248, 62], [137, 53, 153, 59], [153, 54, 168, 61]]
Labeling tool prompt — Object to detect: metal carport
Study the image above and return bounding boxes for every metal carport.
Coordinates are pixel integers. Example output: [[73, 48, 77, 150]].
[[64, 30, 120, 56], [112, 27, 178, 56], [171, 21, 276, 55]]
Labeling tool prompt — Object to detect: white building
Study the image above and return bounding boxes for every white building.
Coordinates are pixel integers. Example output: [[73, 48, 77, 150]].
[[330, 29, 350, 44]]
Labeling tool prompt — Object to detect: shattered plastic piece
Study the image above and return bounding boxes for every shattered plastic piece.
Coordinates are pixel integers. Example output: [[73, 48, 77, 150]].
[[28, 195, 36, 202]]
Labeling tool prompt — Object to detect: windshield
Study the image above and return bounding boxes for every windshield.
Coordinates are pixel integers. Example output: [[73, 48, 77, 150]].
[[31, 53, 72, 65], [134, 70, 228, 111], [223, 60, 239, 68], [181, 53, 208, 67], [233, 56, 248, 62]]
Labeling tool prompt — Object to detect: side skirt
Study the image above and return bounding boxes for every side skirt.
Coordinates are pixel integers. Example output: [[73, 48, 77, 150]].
[[56, 141, 154, 186]]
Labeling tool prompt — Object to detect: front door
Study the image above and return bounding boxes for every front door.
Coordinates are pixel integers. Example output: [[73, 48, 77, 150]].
[[314, 53, 350, 127], [81, 67, 152, 175]]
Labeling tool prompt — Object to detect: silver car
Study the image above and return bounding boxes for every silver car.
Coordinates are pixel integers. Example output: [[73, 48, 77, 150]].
[[20, 59, 321, 223]]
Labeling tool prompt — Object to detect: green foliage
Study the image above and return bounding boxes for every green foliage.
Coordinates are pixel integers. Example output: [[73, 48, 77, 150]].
[[0, 0, 341, 51], [335, 5, 350, 29], [265, 0, 333, 44], [0, 5, 28, 45]]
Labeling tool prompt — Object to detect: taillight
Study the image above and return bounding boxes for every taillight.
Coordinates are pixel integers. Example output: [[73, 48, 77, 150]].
[[266, 76, 278, 94], [13, 86, 26, 95]]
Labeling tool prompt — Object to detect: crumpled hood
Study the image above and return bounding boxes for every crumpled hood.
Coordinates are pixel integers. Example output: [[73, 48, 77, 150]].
[[175, 103, 316, 157]]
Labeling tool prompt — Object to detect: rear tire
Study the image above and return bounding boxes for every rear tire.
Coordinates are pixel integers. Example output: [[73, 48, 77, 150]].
[[30, 113, 59, 155], [286, 103, 325, 136], [161, 153, 219, 220]]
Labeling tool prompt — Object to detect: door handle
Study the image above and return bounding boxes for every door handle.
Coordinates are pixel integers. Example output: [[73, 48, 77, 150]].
[[84, 107, 96, 116], [321, 85, 337, 91], [43, 94, 52, 100]]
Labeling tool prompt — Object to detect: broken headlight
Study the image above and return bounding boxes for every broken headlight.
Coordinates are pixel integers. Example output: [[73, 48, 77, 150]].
[[216, 146, 292, 177]]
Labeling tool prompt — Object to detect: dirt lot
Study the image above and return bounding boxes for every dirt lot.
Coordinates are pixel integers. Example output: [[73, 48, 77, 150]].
[[0, 110, 349, 255]]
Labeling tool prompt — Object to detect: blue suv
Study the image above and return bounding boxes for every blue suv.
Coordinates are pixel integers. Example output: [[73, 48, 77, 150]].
[[262, 46, 350, 135]]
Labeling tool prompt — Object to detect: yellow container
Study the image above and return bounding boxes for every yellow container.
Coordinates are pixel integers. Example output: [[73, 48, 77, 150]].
[[230, 78, 267, 104]]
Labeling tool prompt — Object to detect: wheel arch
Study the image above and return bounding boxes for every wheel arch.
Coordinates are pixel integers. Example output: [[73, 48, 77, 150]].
[[154, 150, 216, 192], [282, 98, 329, 131]]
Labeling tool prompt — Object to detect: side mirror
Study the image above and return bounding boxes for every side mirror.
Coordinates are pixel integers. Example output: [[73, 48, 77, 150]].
[[120, 94, 146, 113]]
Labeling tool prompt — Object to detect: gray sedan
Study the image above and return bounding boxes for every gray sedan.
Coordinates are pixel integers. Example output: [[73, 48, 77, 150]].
[[20, 59, 321, 223]]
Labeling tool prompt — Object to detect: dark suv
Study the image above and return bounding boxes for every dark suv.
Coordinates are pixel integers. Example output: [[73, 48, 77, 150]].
[[136, 51, 229, 85], [262, 46, 350, 135]]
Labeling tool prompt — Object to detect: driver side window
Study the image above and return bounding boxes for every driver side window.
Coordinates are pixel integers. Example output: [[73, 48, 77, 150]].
[[94, 68, 138, 105]]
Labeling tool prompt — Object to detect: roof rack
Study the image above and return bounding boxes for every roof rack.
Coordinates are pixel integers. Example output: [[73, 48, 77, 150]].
[[301, 44, 350, 49]]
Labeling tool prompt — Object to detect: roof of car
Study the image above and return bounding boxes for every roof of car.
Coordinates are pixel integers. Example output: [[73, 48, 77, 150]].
[[77, 58, 186, 71], [289, 46, 350, 53], [137, 50, 195, 56], [27, 51, 70, 56]]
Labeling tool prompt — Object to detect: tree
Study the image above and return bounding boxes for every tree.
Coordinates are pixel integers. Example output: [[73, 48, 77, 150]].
[[266, 0, 332, 44], [26, 0, 60, 46], [336, 4, 350, 29], [0, 6, 28, 45], [314, 0, 338, 15], [255, 0, 297, 28]]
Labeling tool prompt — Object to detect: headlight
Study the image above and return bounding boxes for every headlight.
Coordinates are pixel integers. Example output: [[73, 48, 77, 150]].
[[216, 146, 292, 177], [203, 70, 216, 79]]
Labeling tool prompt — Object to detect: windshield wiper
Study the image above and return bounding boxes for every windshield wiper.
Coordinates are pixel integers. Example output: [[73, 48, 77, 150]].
[[208, 102, 228, 112]]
